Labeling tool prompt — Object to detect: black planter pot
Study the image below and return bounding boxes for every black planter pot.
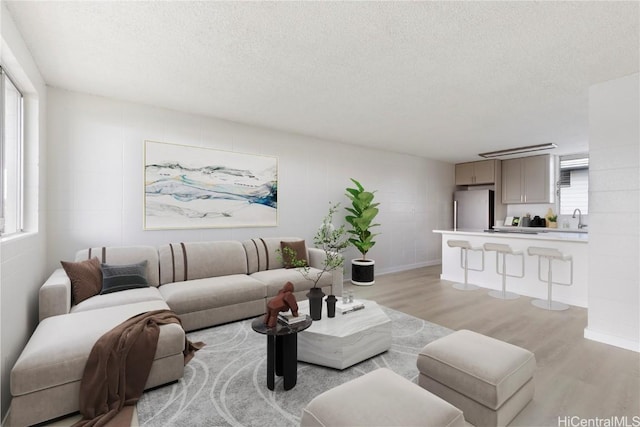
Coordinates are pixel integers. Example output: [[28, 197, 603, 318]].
[[306, 288, 325, 320], [351, 259, 375, 286]]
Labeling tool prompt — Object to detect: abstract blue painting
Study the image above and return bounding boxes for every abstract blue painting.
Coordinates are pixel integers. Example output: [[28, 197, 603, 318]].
[[144, 140, 278, 229]]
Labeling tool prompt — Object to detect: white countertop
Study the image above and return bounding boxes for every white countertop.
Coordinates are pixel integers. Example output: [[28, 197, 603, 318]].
[[493, 226, 587, 234], [433, 228, 588, 243]]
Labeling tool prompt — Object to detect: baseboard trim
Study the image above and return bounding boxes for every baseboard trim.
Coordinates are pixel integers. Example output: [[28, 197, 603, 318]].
[[376, 260, 441, 277], [584, 328, 640, 353], [344, 260, 441, 282]]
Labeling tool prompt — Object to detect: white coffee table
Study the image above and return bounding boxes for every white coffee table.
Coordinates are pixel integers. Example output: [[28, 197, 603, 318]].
[[296, 299, 392, 370]]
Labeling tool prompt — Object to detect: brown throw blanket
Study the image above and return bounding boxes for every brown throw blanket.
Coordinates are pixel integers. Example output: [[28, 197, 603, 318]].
[[73, 310, 204, 427]]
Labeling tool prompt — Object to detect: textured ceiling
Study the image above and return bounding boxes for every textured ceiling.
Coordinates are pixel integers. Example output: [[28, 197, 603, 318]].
[[5, 1, 639, 163]]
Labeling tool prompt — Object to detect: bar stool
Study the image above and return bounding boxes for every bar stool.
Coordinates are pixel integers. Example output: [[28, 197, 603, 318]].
[[447, 240, 484, 291], [527, 247, 573, 311], [483, 243, 524, 300]]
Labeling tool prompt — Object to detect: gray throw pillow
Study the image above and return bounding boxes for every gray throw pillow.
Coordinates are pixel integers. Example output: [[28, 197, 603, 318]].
[[100, 260, 149, 294]]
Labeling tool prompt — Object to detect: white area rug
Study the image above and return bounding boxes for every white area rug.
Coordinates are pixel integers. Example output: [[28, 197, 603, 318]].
[[136, 307, 452, 427]]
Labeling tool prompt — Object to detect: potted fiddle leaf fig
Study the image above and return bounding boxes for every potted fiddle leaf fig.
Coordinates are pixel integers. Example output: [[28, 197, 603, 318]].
[[345, 178, 380, 286]]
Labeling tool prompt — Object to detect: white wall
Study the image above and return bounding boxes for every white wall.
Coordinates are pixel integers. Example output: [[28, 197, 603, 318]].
[[585, 73, 639, 352], [46, 87, 454, 277], [0, 3, 48, 419]]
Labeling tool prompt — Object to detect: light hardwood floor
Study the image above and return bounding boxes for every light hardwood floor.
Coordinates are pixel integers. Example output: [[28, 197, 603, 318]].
[[45, 265, 639, 427], [346, 265, 640, 427]]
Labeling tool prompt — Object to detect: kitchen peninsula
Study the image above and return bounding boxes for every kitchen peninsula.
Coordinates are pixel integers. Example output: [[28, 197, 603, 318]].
[[434, 229, 588, 307]]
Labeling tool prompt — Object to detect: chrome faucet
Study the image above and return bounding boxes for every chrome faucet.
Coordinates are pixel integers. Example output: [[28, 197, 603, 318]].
[[572, 208, 585, 229]]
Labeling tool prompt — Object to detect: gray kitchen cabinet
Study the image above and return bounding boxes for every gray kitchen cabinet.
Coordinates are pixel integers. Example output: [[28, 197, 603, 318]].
[[455, 160, 497, 185], [455, 162, 475, 185], [501, 154, 555, 204], [502, 158, 524, 203], [473, 160, 496, 184]]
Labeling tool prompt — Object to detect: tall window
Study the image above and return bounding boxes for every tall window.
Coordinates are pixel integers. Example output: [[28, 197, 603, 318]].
[[0, 66, 24, 236], [558, 154, 589, 215]]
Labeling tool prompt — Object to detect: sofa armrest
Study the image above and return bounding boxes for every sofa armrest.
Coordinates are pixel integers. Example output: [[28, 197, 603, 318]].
[[308, 248, 344, 297], [39, 268, 72, 321], [307, 247, 326, 269]]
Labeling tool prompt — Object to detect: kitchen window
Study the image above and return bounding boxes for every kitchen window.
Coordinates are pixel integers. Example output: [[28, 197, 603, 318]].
[[0, 66, 24, 236], [558, 154, 588, 215]]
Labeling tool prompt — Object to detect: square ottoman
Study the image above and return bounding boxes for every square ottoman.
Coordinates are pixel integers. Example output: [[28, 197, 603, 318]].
[[417, 329, 536, 427], [300, 368, 465, 427]]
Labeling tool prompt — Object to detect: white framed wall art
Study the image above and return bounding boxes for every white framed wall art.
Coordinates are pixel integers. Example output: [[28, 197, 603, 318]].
[[144, 140, 278, 230]]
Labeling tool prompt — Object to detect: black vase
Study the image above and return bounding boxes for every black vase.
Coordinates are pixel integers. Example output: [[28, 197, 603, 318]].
[[306, 288, 325, 321], [326, 295, 337, 318]]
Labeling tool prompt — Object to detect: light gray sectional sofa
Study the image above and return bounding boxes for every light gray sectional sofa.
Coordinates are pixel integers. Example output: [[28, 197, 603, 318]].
[[8, 237, 341, 427]]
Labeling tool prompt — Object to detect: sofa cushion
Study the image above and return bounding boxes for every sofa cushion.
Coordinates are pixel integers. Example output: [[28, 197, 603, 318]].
[[158, 241, 248, 285], [159, 274, 266, 314], [75, 246, 160, 287], [280, 240, 308, 268], [70, 287, 165, 314], [100, 260, 149, 294], [242, 237, 304, 274], [60, 257, 102, 305], [250, 267, 332, 297], [11, 300, 183, 397]]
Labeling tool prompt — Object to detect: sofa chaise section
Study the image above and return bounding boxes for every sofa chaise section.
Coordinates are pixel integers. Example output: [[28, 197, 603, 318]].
[[39, 245, 162, 320], [8, 300, 185, 427]]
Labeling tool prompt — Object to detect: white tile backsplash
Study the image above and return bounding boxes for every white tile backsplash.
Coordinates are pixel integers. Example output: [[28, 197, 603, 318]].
[[506, 203, 556, 219]]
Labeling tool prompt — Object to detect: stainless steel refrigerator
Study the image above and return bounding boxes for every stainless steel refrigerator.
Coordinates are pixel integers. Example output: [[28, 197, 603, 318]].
[[453, 189, 495, 230]]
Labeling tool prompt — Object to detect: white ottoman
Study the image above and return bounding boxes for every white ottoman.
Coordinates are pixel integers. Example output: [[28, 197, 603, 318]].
[[300, 368, 465, 427], [417, 330, 536, 427]]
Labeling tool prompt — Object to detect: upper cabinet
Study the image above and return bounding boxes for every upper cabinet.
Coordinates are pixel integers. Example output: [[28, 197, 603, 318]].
[[501, 154, 555, 204], [502, 159, 523, 203], [455, 160, 498, 185]]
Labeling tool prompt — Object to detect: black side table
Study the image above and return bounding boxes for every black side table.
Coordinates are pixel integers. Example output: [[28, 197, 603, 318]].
[[251, 316, 312, 390]]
